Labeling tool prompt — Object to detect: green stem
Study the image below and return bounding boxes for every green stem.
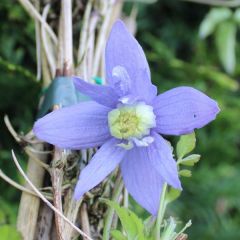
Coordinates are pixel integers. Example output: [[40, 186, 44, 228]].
[[102, 174, 124, 240], [155, 183, 168, 240], [173, 220, 192, 240], [123, 187, 128, 208]]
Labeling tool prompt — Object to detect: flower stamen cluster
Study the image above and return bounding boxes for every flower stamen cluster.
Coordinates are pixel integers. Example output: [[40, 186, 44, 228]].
[[108, 103, 156, 148]]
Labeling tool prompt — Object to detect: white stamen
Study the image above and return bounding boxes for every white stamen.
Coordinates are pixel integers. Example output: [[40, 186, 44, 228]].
[[132, 136, 154, 147]]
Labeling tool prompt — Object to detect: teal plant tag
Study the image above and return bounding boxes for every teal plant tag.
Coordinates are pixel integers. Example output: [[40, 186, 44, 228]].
[[38, 77, 90, 118], [92, 76, 103, 85]]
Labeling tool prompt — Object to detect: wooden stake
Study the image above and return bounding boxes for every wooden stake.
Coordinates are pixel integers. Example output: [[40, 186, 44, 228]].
[[17, 142, 48, 240]]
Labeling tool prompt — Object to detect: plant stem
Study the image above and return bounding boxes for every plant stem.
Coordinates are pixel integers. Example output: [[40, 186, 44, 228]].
[[0, 169, 52, 199], [173, 220, 192, 240], [102, 174, 124, 240], [17, 0, 58, 44], [12, 151, 93, 240], [61, 0, 73, 74], [92, 0, 114, 77], [155, 183, 168, 240], [182, 0, 240, 7], [79, 203, 91, 240], [123, 187, 128, 208]]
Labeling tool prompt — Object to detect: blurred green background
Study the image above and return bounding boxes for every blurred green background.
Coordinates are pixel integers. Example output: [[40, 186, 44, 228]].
[[0, 0, 240, 239]]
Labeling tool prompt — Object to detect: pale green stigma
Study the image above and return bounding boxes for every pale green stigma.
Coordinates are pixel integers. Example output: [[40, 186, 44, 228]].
[[108, 103, 156, 140]]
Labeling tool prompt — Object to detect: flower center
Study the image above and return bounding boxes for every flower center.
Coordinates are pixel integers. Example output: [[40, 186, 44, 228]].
[[108, 103, 156, 140]]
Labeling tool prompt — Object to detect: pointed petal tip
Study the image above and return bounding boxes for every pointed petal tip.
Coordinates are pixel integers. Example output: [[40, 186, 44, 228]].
[[108, 19, 128, 40], [173, 179, 183, 191], [73, 187, 84, 200], [33, 119, 44, 139], [166, 174, 182, 190], [214, 101, 221, 115], [112, 19, 126, 29], [33, 122, 38, 134], [206, 98, 221, 123]]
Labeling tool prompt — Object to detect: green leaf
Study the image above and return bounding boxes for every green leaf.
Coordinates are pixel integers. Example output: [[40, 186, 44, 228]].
[[111, 230, 127, 240], [161, 217, 177, 240], [233, 8, 240, 24], [166, 188, 181, 203], [199, 8, 232, 39], [103, 199, 145, 240], [0, 225, 21, 240], [0, 199, 18, 224], [143, 216, 156, 237], [179, 169, 192, 178], [215, 20, 237, 74], [178, 154, 201, 166], [0, 56, 36, 81], [0, 210, 5, 223], [176, 132, 196, 159]]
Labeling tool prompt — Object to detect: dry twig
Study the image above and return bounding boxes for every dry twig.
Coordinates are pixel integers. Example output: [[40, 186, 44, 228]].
[[17, 0, 58, 43], [12, 150, 93, 240], [41, 4, 56, 78]]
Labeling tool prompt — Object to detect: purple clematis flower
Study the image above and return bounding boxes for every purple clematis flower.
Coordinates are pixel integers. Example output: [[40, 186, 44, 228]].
[[34, 20, 220, 215]]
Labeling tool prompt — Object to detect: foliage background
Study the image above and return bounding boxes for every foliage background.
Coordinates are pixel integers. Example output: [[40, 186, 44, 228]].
[[0, 0, 240, 239]]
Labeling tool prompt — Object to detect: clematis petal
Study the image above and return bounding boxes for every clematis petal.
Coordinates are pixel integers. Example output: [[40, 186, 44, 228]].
[[111, 66, 132, 96], [74, 138, 126, 199], [34, 101, 111, 149], [135, 68, 157, 103], [105, 20, 156, 102], [148, 132, 182, 190], [73, 76, 119, 108], [153, 87, 220, 135], [120, 147, 165, 215]]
